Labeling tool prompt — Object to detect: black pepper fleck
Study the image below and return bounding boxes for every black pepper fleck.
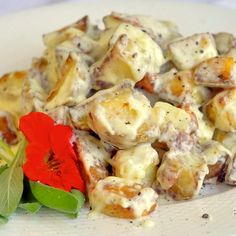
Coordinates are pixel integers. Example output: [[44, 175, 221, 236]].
[[202, 213, 209, 219], [200, 50, 204, 53], [195, 41, 199, 45]]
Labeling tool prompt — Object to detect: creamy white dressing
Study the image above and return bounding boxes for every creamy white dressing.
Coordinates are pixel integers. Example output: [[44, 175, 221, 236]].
[[140, 219, 155, 228], [91, 23, 165, 89], [89, 176, 158, 218], [112, 143, 159, 186], [169, 33, 218, 70], [89, 85, 154, 148]]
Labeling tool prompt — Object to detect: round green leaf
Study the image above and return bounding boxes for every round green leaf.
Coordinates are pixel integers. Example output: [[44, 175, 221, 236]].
[[29, 181, 85, 214]]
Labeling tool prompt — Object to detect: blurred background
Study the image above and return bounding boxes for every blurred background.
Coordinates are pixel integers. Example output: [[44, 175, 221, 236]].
[[0, 0, 235, 16]]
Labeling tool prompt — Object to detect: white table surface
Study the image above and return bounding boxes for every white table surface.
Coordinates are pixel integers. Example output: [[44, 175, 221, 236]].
[[0, 0, 235, 16]]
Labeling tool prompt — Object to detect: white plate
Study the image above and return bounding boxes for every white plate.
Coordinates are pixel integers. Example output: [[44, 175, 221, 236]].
[[0, 0, 236, 235]]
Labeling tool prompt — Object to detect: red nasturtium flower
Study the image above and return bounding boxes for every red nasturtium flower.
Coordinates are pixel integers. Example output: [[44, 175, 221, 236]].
[[19, 112, 85, 193]]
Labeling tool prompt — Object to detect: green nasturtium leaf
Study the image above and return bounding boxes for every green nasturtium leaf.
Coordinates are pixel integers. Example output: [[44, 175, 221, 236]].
[[29, 181, 85, 215], [0, 162, 7, 175], [18, 202, 42, 214], [0, 138, 27, 217], [0, 215, 8, 224], [0, 139, 15, 166]]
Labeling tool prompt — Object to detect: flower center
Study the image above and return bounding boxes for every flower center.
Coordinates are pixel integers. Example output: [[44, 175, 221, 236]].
[[45, 152, 62, 176]]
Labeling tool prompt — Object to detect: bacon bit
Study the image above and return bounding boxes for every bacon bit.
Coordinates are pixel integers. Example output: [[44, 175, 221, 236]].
[[0, 115, 18, 145], [136, 75, 154, 93]]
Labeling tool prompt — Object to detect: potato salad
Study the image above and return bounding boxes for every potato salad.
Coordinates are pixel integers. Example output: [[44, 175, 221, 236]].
[[1, 12, 236, 221]]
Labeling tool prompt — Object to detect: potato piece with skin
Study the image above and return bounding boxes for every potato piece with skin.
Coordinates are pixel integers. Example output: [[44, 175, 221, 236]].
[[214, 32, 236, 55], [74, 131, 111, 192], [103, 12, 181, 50], [91, 23, 165, 90], [45, 52, 91, 110], [88, 81, 159, 149], [213, 130, 236, 184], [46, 106, 71, 125], [70, 82, 133, 130], [227, 47, 236, 60], [225, 155, 236, 185], [194, 56, 236, 88], [168, 33, 217, 70], [214, 129, 236, 154], [204, 88, 236, 132], [152, 102, 198, 152], [0, 71, 28, 119], [44, 37, 95, 92], [89, 176, 158, 219], [0, 111, 18, 145], [201, 140, 230, 180], [156, 149, 209, 200], [182, 105, 214, 143], [151, 141, 169, 161], [43, 16, 100, 48], [137, 68, 211, 106], [21, 62, 47, 113], [153, 102, 197, 135], [112, 143, 159, 186]]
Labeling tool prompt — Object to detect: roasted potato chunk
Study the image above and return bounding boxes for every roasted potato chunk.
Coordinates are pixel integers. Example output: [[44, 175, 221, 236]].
[[183, 105, 214, 143], [45, 52, 91, 110], [74, 131, 111, 192], [156, 149, 209, 200], [103, 12, 181, 50], [46, 106, 71, 125], [214, 32, 236, 55], [152, 102, 198, 151], [0, 111, 18, 145], [137, 69, 211, 106], [21, 57, 50, 113], [91, 23, 165, 90], [194, 56, 236, 88], [112, 143, 159, 186], [70, 82, 133, 130], [88, 81, 159, 149], [43, 15, 100, 48], [201, 140, 230, 180], [225, 155, 236, 185], [168, 33, 217, 70], [213, 130, 236, 183], [0, 71, 28, 118], [204, 88, 236, 132], [227, 47, 236, 60], [89, 176, 158, 219], [214, 129, 236, 153]]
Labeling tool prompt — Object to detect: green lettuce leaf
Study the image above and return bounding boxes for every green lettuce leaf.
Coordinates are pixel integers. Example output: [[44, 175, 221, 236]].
[[0, 138, 27, 217]]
